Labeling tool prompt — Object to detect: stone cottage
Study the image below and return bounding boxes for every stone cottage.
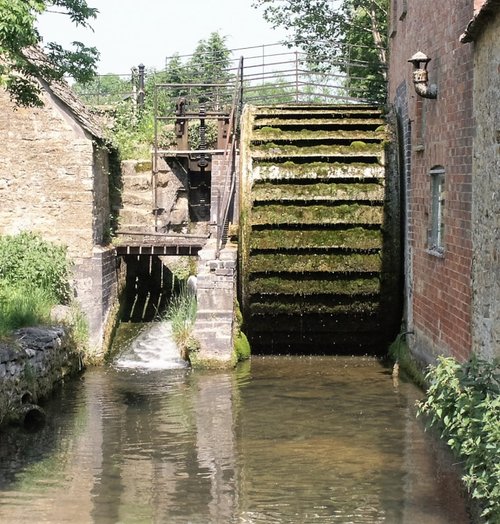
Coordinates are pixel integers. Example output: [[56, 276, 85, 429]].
[[0, 47, 119, 355], [388, 0, 499, 363]]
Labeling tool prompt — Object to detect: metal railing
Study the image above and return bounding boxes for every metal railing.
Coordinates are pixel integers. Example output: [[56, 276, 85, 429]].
[[216, 56, 244, 258], [74, 41, 386, 109]]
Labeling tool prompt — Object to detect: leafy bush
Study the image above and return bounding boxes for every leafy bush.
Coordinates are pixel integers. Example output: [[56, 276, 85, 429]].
[[0, 232, 71, 303], [417, 356, 500, 522]]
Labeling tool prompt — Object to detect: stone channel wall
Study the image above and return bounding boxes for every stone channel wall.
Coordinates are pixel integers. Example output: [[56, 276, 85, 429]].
[[0, 327, 82, 427]]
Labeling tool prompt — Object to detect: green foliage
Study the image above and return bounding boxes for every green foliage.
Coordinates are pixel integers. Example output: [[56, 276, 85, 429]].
[[417, 356, 500, 522], [165, 284, 198, 360], [0, 0, 99, 106], [72, 73, 132, 105], [253, 0, 387, 101], [75, 31, 233, 160], [0, 282, 55, 337], [0, 232, 71, 303]]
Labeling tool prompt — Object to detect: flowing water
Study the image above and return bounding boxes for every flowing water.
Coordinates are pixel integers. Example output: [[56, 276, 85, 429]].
[[0, 323, 471, 523]]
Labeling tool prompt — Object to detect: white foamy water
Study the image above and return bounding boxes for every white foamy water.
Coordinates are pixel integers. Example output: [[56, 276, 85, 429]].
[[114, 321, 188, 370]]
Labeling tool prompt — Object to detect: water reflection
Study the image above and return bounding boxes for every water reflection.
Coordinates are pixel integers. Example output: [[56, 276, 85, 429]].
[[0, 356, 470, 523]]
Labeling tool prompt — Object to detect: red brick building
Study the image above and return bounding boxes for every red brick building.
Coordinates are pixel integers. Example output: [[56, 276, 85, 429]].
[[388, 0, 498, 364]]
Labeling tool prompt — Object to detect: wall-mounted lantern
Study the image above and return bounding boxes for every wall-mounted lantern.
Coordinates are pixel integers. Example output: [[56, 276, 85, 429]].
[[408, 51, 438, 99]]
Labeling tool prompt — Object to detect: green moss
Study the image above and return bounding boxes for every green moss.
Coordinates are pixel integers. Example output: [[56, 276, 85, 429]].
[[233, 331, 251, 361], [252, 182, 384, 202], [249, 299, 379, 316], [388, 333, 426, 388], [250, 227, 382, 250], [252, 142, 383, 158], [254, 161, 384, 179], [249, 276, 380, 296], [250, 203, 383, 226], [136, 161, 153, 172], [253, 117, 384, 127], [248, 253, 381, 273], [252, 129, 385, 143]]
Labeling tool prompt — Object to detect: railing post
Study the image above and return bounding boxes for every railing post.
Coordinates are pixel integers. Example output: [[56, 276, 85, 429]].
[[138, 63, 145, 110], [295, 51, 299, 103]]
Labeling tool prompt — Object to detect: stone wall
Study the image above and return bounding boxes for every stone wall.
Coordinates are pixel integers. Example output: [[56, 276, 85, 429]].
[[193, 242, 237, 366], [0, 88, 98, 258], [0, 86, 119, 357], [388, 1, 475, 363], [470, 11, 500, 360], [0, 327, 81, 427]]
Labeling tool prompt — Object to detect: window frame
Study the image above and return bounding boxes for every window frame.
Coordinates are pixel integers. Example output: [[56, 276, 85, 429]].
[[428, 166, 445, 256]]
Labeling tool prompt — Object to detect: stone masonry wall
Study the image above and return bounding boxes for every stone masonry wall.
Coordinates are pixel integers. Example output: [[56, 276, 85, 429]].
[[0, 327, 81, 427], [388, 0, 475, 363], [194, 242, 237, 365], [470, 12, 500, 360], [0, 88, 98, 258]]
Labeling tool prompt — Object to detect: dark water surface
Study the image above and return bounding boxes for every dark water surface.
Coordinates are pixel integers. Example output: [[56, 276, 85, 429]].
[[0, 354, 470, 523]]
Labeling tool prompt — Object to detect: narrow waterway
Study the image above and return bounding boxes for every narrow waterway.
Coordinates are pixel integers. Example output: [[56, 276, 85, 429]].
[[0, 324, 470, 523]]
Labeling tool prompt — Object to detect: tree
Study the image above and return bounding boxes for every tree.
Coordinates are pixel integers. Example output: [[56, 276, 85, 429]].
[[253, 0, 388, 101], [0, 0, 99, 106]]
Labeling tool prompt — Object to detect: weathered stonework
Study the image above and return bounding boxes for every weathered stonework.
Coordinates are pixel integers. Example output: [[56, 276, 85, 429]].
[[469, 10, 500, 360], [0, 76, 119, 356], [0, 327, 81, 427], [193, 242, 237, 366]]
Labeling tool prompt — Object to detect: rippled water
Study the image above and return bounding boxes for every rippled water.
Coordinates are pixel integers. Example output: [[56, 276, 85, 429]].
[[0, 327, 471, 523]]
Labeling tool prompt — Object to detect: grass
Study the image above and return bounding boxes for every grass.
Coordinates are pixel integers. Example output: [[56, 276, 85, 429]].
[[165, 284, 198, 360], [0, 282, 56, 338]]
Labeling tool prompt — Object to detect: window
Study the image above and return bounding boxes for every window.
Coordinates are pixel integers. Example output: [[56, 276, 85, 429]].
[[428, 166, 445, 254]]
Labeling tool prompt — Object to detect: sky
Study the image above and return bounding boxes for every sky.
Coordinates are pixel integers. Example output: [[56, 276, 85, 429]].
[[37, 0, 289, 75]]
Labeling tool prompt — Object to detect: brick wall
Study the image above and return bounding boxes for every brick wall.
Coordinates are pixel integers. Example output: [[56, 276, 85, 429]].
[[388, 0, 475, 362], [469, 12, 500, 359]]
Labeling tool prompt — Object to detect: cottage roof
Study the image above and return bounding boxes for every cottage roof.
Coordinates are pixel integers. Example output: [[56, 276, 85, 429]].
[[460, 0, 500, 42], [21, 46, 107, 140]]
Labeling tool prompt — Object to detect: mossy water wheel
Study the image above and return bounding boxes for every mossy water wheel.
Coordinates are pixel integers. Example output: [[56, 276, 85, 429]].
[[239, 104, 401, 354]]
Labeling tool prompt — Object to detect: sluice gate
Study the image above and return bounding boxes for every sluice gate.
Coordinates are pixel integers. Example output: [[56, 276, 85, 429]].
[[239, 104, 401, 354]]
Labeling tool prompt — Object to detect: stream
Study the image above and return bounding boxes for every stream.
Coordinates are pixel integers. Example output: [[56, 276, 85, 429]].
[[0, 322, 471, 523]]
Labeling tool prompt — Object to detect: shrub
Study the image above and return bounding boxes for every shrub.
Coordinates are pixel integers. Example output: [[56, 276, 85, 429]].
[[417, 355, 500, 523], [0, 232, 71, 303]]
